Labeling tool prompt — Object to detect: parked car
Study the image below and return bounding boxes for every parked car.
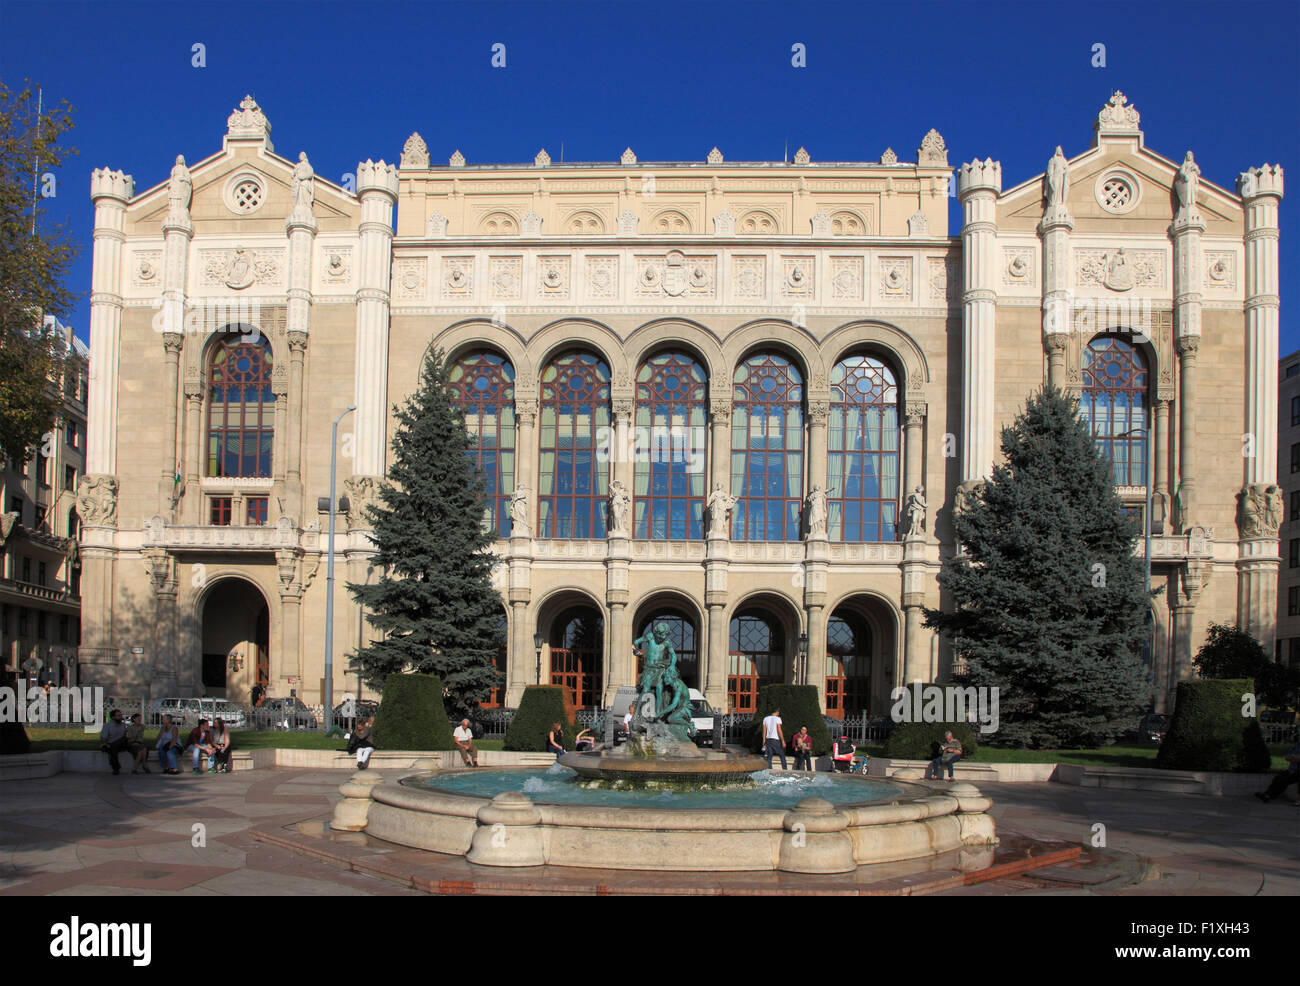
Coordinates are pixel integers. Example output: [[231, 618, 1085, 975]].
[[689, 689, 719, 745], [258, 697, 319, 730], [332, 698, 379, 723], [148, 697, 247, 729]]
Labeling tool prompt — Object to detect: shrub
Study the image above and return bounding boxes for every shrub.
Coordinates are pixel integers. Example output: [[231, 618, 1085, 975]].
[[1156, 678, 1271, 773], [883, 721, 981, 761], [370, 673, 455, 750], [503, 686, 577, 752], [0, 722, 31, 755], [745, 685, 831, 757]]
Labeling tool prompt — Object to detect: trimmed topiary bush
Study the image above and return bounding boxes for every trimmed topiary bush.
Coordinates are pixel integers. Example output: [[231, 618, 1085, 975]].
[[370, 672, 455, 750], [1156, 678, 1271, 773], [0, 722, 31, 756], [745, 685, 831, 757], [883, 720, 980, 761], [503, 685, 577, 752]]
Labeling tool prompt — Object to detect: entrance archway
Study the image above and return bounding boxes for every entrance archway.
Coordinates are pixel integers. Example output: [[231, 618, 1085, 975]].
[[728, 609, 785, 713], [200, 578, 269, 700], [825, 608, 872, 718], [548, 604, 604, 711]]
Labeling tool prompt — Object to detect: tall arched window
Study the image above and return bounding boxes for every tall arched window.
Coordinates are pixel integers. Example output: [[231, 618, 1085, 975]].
[[539, 352, 610, 538], [634, 352, 707, 539], [825, 610, 872, 717], [732, 353, 804, 541], [829, 355, 900, 541], [728, 609, 785, 712], [448, 351, 515, 537], [1081, 336, 1148, 486], [207, 334, 274, 478]]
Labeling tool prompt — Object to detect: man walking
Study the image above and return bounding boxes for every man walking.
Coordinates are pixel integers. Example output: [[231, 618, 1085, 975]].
[[453, 718, 479, 767], [762, 706, 787, 770]]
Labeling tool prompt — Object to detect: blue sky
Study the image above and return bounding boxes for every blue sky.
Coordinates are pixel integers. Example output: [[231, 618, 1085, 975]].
[[3, 0, 1297, 350]]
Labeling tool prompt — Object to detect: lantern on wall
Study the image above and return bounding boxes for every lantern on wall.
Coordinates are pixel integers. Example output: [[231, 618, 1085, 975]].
[[228, 652, 244, 673]]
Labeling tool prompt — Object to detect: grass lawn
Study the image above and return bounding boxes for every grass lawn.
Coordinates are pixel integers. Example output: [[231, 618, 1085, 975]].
[[865, 742, 1292, 772], [20, 728, 508, 754]]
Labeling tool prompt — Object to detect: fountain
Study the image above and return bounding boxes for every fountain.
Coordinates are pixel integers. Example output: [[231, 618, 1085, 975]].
[[338, 626, 999, 874]]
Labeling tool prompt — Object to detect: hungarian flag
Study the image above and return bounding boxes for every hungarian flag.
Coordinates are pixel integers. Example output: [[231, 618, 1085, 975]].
[[172, 463, 183, 500]]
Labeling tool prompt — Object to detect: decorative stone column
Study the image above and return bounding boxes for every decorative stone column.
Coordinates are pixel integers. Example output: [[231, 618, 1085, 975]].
[[803, 400, 830, 703], [1236, 164, 1284, 653], [703, 397, 733, 710], [1039, 147, 1074, 390], [143, 547, 178, 693], [900, 401, 932, 685], [160, 334, 183, 515], [604, 396, 633, 704], [182, 379, 203, 525], [158, 163, 192, 516], [351, 158, 398, 492], [1153, 399, 1171, 530], [285, 331, 308, 514], [957, 158, 1002, 484], [284, 160, 317, 519], [1171, 153, 1205, 530], [79, 168, 133, 688]]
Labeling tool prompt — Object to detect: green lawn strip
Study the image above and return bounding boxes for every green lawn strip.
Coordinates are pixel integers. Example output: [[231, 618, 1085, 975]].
[[23, 728, 506, 754]]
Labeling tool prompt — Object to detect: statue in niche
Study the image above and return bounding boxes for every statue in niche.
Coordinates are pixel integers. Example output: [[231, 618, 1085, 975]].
[[607, 480, 631, 536], [1045, 146, 1068, 208], [291, 152, 315, 217], [1105, 248, 1134, 292], [509, 484, 530, 537], [706, 483, 736, 538], [1175, 151, 1200, 218], [167, 155, 192, 221], [805, 484, 827, 538], [904, 486, 927, 537]]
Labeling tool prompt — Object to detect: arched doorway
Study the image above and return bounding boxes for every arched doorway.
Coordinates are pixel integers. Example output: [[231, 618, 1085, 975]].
[[200, 578, 269, 700], [634, 606, 700, 689], [728, 608, 786, 713], [549, 605, 604, 710], [825, 608, 872, 718]]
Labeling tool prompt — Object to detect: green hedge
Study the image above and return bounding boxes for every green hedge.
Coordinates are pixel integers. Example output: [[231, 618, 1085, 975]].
[[0, 722, 31, 756], [883, 720, 981, 761], [1156, 678, 1271, 772], [503, 686, 577, 752], [371, 673, 455, 750], [745, 685, 830, 757]]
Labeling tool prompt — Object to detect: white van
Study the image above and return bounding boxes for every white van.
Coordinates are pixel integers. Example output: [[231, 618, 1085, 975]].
[[148, 697, 247, 729], [688, 689, 720, 744]]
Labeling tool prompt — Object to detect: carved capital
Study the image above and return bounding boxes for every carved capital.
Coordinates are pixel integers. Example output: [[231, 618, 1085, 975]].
[[287, 330, 309, 353], [162, 332, 183, 356], [807, 401, 830, 425], [1175, 335, 1200, 357], [709, 399, 732, 425], [1044, 333, 1069, 355], [904, 403, 928, 427], [611, 397, 634, 420], [275, 547, 302, 595], [142, 547, 175, 594]]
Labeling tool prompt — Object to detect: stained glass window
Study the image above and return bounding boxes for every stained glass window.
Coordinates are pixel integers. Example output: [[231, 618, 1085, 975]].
[[539, 352, 611, 538], [829, 355, 900, 542], [448, 352, 516, 536], [1081, 337, 1148, 487], [206, 334, 274, 478], [731, 353, 804, 541]]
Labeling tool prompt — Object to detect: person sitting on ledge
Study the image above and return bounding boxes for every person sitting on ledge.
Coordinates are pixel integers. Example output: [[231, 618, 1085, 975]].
[[186, 718, 216, 774], [547, 721, 565, 759], [574, 727, 595, 752], [1255, 741, 1300, 804], [453, 718, 479, 767], [156, 715, 182, 774], [99, 709, 129, 775], [925, 731, 963, 780], [126, 713, 149, 774], [211, 718, 232, 773], [351, 716, 375, 770]]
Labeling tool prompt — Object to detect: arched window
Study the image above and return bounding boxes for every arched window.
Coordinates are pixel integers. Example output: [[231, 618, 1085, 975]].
[[207, 334, 274, 478], [634, 352, 707, 539], [1082, 336, 1148, 486], [728, 609, 784, 712], [550, 606, 604, 710], [539, 352, 610, 538], [826, 610, 871, 717], [448, 352, 515, 537], [829, 355, 900, 541], [732, 353, 804, 541]]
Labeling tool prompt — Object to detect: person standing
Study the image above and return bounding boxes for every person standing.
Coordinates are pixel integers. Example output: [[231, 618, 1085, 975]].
[[791, 725, 813, 772], [762, 707, 787, 770], [453, 718, 479, 767]]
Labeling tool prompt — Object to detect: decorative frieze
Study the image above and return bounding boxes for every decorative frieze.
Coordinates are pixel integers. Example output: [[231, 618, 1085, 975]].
[[199, 248, 284, 290], [585, 256, 617, 299], [439, 256, 473, 298], [536, 256, 571, 298], [732, 256, 765, 298], [1076, 248, 1165, 291], [878, 257, 913, 302], [319, 247, 352, 286], [1204, 251, 1236, 290], [490, 257, 522, 299], [394, 258, 428, 299], [635, 251, 715, 298], [829, 257, 863, 301], [781, 257, 815, 298], [1003, 247, 1034, 286]]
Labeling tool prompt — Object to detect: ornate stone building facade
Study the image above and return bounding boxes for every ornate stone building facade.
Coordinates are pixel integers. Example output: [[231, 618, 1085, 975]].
[[78, 92, 1282, 714]]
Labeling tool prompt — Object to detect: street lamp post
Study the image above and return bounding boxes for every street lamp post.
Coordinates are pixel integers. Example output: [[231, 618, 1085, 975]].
[[533, 632, 545, 686], [797, 632, 809, 686], [323, 405, 356, 733]]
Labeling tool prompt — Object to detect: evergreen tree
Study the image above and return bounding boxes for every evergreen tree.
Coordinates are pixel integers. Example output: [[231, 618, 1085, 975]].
[[1194, 622, 1300, 711], [923, 386, 1151, 748], [347, 348, 505, 716]]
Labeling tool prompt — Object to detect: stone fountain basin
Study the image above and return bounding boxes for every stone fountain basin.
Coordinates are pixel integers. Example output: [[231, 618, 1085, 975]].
[[557, 748, 769, 783], [360, 768, 997, 873]]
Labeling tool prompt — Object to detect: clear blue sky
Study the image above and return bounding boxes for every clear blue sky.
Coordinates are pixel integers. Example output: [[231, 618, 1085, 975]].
[[3, 0, 1297, 350]]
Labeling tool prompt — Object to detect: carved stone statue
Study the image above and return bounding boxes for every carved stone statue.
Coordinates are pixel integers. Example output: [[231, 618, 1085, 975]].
[[953, 479, 985, 522], [1238, 483, 1283, 539], [1045, 146, 1068, 207], [805, 484, 827, 539], [904, 486, 927, 537], [1175, 151, 1200, 218], [167, 154, 192, 223], [607, 480, 631, 536], [291, 151, 315, 218], [510, 484, 531, 537], [76, 475, 119, 528], [344, 475, 383, 528], [706, 483, 736, 538]]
